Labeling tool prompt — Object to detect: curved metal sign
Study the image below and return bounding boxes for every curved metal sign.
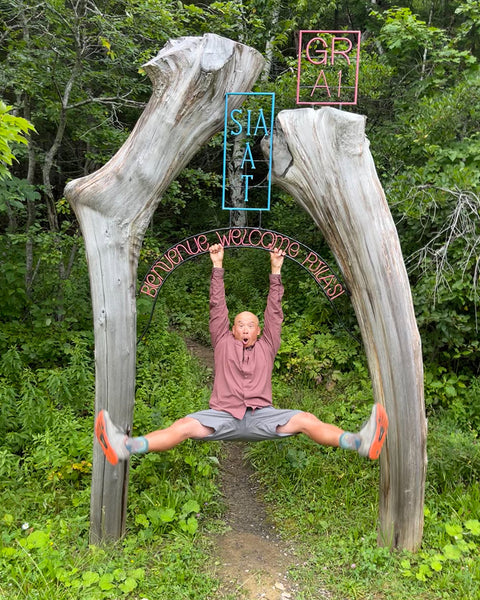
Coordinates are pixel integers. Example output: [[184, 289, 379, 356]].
[[140, 227, 347, 301]]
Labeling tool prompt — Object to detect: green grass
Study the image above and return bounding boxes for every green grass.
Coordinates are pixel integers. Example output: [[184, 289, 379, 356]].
[[245, 383, 480, 600], [1, 325, 479, 599], [1, 523, 221, 599], [0, 326, 225, 600]]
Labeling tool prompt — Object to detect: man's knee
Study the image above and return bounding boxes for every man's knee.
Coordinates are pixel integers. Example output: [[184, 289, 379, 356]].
[[173, 416, 213, 440], [277, 411, 320, 435], [291, 411, 323, 434]]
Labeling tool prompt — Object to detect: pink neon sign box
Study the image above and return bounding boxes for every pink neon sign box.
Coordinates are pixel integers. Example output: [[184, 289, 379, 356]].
[[297, 30, 361, 105]]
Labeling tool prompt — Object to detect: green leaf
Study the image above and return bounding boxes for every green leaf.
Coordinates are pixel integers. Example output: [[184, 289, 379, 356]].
[[444, 385, 457, 397], [445, 523, 463, 537], [113, 568, 126, 581], [416, 563, 432, 581], [430, 559, 443, 572], [187, 515, 198, 534], [2, 513, 14, 525], [442, 544, 462, 560], [119, 577, 137, 593], [181, 499, 200, 516], [82, 571, 100, 587], [130, 568, 145, 580], [99, 573, 115, 590], [456, 539, 471, 553], [0, 101, 35, 180], [135, 513, 150, 528], [179, 515, 199, 534], [465, 519, 480, 535], [25, 530, 50, 549], [159, 507, 176, 522]]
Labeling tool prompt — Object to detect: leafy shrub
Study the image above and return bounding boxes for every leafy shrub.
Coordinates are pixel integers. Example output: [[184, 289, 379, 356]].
[[0, 320, 223, 599], [427, 415, 480, 492], [0, 334, 94, 453], [0, 232, 92, 331], [401, 511, 480, 586], [275, 315, 363, 388], [425, 370, 480, 429]]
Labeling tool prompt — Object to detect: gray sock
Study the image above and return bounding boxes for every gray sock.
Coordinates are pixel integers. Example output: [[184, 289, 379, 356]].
[[339, 432, 361, 452], [125, 436, 149, 455]]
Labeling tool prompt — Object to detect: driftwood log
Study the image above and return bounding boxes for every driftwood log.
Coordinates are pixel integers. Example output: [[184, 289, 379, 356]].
[[65, 34, 264, 543], [263, 107, 427, 551]]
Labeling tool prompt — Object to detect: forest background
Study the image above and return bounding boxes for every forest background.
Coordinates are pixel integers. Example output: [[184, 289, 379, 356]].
[[1, 0, 480, 598]]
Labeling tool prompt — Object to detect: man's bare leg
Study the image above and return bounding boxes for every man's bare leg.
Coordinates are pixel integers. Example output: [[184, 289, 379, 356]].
[[95, 411, 213, 465], [277, 412, 343, 446], [144, 417, 214, 452], [277, 404, 388, 459]]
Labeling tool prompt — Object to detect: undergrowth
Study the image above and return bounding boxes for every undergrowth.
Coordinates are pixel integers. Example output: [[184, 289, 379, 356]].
[[0, 321, 224, 600], [1, 292, 479, 599], [245, 367, 480, 600]]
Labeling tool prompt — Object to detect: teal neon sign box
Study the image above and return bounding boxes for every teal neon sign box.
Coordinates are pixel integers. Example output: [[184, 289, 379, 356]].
[[222, 92, 275, 212]]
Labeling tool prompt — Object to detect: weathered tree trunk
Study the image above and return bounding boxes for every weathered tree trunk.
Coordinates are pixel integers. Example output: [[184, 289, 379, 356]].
[[65, 34, 264, 543], [264, 107, 427, 551]]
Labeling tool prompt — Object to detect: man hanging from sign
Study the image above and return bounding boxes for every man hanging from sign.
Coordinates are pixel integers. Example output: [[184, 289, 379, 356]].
[[95, 244, 388, 465]]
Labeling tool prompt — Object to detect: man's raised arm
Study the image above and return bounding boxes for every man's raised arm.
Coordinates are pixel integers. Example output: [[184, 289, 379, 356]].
[[262, 247, 286, 352], [209, 244, 229, 347]]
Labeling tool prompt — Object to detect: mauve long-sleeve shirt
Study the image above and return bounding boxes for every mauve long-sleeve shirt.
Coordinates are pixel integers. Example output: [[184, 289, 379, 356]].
[[208, 268, 284, 419]]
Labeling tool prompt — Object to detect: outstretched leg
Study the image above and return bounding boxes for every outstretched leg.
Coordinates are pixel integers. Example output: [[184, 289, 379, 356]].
[[277, 403, 388, 460], [95, 410, 213, 465]]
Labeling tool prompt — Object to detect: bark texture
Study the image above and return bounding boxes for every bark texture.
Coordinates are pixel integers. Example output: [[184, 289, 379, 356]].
[[65, 34, 264, 543], [264, 107, 427, 551]]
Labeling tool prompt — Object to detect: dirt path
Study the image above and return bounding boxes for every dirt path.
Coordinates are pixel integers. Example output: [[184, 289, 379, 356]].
[[213, 440, 301, 600], [185, 338, 304, 600]]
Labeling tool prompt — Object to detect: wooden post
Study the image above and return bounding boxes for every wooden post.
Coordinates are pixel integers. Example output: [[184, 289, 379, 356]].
[[264, 107, 427, 551], [65, 34, 264, 543]]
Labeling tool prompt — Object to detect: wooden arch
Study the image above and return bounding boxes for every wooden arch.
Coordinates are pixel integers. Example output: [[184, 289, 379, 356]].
[[64, 34, 426, 550]]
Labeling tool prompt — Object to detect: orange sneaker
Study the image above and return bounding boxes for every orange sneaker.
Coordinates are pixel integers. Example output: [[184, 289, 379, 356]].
[[95, 410, 130, 465], [358, 403, 389, 460]]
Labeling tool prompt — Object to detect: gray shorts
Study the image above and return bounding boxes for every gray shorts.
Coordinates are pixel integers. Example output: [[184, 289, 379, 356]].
[[186, 406, 302, 442]]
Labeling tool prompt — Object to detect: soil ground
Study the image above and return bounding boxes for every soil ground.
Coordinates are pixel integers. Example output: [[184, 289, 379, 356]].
[[212, 441, 300, 600], [184, 338, 331, 600]]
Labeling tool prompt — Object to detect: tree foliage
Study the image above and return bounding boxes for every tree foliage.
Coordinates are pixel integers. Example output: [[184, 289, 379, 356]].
[[0, 100, 34, 181], [0, 0, 479, 417]]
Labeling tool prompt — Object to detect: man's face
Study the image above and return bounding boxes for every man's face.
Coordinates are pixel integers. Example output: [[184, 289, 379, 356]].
[[232, 311, 261, 347]]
